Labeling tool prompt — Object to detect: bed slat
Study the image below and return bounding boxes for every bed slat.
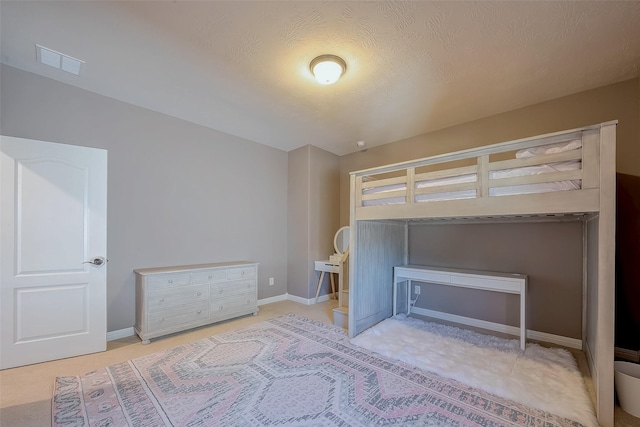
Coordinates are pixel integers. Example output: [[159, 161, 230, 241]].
[[362, 175, 407, 189], [489, 169, 582, 188], [489, 150, 582, 171], [414, 181, 478, 196], [414, 165, 478, 182], [362, 189, 407, 201]]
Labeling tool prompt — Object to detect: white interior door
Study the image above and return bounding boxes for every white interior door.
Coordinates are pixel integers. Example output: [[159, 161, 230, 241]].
[[1, 136, 107, 369]]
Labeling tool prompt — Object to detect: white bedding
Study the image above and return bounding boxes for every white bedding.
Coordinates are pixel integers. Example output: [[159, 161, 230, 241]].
[[362, 161, 581, 206]]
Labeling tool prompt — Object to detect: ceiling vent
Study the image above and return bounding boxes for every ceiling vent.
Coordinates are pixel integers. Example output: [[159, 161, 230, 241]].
[[35, 44, 84, 75]]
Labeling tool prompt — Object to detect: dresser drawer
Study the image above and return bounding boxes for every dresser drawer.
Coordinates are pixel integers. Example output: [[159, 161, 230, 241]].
[[210, 295, 256, 316], [210, 280, 256, 298], [146, 273, 191, 290], [226, 267, 255, 280], [148, 284, 209, 311], [191, 269, 227, 284], [148, 301, 209, 331]]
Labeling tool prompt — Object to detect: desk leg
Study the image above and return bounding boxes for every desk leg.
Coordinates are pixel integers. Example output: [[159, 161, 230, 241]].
[[314, 271, 326, 304], [329, 273, 336, 299], [393, 279, 397, 316]]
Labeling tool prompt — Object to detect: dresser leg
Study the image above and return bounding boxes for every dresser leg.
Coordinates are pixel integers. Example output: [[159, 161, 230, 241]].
[[141, 339, 151, 345]]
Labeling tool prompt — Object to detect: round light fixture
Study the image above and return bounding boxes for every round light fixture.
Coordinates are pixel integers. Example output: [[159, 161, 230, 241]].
[[310, 54, 346, 85]]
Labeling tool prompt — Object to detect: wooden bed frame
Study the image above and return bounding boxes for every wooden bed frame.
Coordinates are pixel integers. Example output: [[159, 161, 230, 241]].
[[347, 121, 617, 427]]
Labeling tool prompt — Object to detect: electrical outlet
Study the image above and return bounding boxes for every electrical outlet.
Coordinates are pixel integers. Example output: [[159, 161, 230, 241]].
[[269, 277, 274, 286], [415, 285, 421, 295]]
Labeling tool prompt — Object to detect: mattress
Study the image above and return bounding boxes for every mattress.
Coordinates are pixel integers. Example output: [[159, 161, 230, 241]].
[[362, 161, 581, 206]]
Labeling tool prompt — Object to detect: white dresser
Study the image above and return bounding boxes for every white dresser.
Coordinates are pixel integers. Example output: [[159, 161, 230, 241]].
[[134, 261, 258, 344]]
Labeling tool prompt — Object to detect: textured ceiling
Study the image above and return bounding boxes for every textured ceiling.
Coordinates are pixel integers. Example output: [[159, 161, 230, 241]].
[[2, 1, 640, 155]]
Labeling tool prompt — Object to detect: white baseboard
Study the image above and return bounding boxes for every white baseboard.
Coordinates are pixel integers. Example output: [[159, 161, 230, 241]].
[[410, 307, 583, 350], [257, 294, 288, 306], [285, 293, 311, 305], [285, 293, 333, 305], [615, 347, 640, 362], [258, 293, 333, 306], [107, 327, 135, 341], [527, 329, 582, 350], [313, 294, 333, 304]]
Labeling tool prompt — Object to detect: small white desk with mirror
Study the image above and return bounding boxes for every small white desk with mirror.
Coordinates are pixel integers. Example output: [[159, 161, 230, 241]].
[[314, 226, 350, 303]]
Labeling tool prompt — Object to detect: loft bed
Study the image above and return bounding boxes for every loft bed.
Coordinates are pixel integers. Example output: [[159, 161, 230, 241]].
[[347, 121, 616, 427]]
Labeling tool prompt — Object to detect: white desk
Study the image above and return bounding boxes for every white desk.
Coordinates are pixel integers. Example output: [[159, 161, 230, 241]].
[[314, 260, 338, 303], [393, 265, 527, 350]]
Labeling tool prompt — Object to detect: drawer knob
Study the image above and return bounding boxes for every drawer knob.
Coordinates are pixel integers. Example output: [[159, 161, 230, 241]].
[[219, 305, 223, 310], [208, 275, 213, 279], [241, 271, 245, 276], [159, 298, 164, 302], [160, 317, 165, 322], [197, 292, 202, 296], [168, 279, 173, 283], [219, 289, 223, 294], [197, 310, 202, 314], [246, 299, 250, 304]]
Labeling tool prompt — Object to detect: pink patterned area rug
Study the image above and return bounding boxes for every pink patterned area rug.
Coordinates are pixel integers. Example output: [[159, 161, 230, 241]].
[[53, 314, 586, 426]]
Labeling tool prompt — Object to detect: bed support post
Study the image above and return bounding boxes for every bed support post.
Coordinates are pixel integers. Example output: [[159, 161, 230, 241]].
[[594, 122, 616, 427], [348, 174, 357, 338]]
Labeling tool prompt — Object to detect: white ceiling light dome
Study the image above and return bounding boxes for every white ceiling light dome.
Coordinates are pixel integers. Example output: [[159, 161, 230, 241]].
[[310, 54, 346, 85]]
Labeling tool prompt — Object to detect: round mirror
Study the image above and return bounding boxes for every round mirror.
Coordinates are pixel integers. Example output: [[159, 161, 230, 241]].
[[333, 226, 350, 255]]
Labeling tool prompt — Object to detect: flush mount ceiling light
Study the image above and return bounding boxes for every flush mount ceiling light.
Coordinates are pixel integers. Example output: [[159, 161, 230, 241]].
[[310, 54, 346, 85]]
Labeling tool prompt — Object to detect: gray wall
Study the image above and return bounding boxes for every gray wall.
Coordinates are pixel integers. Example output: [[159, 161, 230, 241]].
[[409, 221, 583, 338], [1, 64, 288, 332], [287, 145, 340, 299]]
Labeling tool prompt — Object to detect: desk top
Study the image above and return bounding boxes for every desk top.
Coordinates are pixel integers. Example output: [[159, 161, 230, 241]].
[[394, 264, 526, 294]]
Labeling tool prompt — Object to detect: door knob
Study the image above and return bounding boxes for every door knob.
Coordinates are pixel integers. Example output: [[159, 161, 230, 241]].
[[83, 256, 107, 267]]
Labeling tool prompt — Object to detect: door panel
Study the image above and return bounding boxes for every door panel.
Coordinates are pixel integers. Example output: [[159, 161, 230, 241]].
[[17, 158, 88, 274], [16, 283, 88, 342], [1, 136, 107, 369]]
